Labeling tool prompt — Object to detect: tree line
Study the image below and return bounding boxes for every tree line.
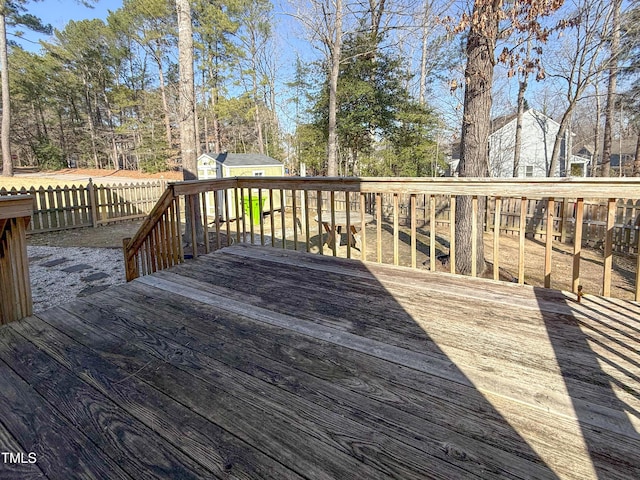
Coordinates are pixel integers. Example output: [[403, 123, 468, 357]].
[[0, 0, 638, 183]]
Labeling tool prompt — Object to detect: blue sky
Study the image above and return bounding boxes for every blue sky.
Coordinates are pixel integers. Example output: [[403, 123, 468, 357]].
[[22, 0, 121, 48], [30, 0, 119, 29]]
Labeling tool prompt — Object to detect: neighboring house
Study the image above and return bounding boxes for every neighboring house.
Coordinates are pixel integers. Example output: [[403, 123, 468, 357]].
[[589, 137, 639, 176], [197, 152, 285, 220], [448, 109, 590, 177]]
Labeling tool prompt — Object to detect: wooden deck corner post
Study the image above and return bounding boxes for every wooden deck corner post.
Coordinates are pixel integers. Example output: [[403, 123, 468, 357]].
[[87, 178, 98, 228], [122, 237, 139, 282], [0, 196, 34, 324]]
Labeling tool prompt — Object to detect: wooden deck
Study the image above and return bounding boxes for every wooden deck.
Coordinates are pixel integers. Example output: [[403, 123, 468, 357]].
[[1, 244, 639, 479]]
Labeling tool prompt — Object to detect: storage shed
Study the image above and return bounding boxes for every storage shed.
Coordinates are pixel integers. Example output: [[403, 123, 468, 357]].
[[197, 152, 285, 221]]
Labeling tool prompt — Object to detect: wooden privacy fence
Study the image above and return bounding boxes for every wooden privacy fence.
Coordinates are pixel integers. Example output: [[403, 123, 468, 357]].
[[0, 180, 166, 234], [123, 177, 640, 301], [0, 196, 33, 324], [298, 192, 640, 254]]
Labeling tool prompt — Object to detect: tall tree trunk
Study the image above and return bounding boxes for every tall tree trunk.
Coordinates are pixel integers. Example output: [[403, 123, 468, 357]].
[[208, 66, 222, 153], [57, 109, 67, 160], [513, 39, 531, 177], [368, 0, 385, 39], [254, 105, 264, 155], [83, 81, 100, 169], [0, 10, 12, 176], [212, 88, 221, 153], [194, 97, 201, 157], [418, 2, 430, 105], [548, 104, 577, 176], [155, 48, 172, 149], [37, 102, 47, 137], [601, 0, 621, 177], [201, 69, 209, 152], [327, 0, 343, 177], [101, 90, 119, 170], [32, 103, 42, 138], [455, 1, 498, 275], [591, 81, 602, 177], [251, 64, 265, 155], [176, 0, 203, 243]]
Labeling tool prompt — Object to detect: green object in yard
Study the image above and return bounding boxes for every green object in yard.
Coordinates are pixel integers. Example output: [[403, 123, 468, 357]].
[[243, 195, 265, 225]]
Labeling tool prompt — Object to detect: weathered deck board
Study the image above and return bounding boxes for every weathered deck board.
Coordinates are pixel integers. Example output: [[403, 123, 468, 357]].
[[54, 300, 474, 480], [80, 283, 627, 479], [0, 347, 132, 480], [10, 313, 302, 480], [0, 244, 638, 479], [0, 325, 219, 480], [149, 255, 640, 438], [77, 286, 554, 479], [0, 415, 47, 480]]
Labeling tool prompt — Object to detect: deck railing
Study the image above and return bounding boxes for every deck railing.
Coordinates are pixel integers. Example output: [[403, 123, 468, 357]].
[[122, 177, 640, 301], [0, 196, 34, 323]]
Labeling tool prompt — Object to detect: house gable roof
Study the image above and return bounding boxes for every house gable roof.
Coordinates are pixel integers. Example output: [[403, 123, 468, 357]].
[[199, 152, 282, 167], [490, 108, 562, 136]]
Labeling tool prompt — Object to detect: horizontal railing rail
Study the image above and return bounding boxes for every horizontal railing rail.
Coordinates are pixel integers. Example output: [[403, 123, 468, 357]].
[[123, 177, 640, 301], [291, 192, 640, 253], [0, 196, 34, 323]]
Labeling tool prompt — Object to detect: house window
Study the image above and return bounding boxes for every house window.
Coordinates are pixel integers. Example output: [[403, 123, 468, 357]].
[[525, 166, 534, 177], [253, 170, 265, 176]]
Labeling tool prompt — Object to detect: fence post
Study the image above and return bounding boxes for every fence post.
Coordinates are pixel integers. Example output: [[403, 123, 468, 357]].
[[88, 178, 98, 228]]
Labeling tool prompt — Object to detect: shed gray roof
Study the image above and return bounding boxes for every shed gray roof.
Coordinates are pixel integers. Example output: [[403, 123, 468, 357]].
[[199, 153, 282, 167]]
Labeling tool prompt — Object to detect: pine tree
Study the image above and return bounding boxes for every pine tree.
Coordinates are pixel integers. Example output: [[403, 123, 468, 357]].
[[0, 0, 52, 176]]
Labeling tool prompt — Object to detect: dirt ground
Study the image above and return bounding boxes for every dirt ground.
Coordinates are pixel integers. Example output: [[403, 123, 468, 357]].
[[27, 211, 639, 302], [0, 167, 182, 189]]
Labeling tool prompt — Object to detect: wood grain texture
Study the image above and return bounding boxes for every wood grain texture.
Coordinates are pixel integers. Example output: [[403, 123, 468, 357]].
[[603, 198, 616, 296], [43, 305, 411, 480], [0, 348, 132, 480], [573, 198, 584, 293], [0, 325, 214, 480], [545, 197, 554, 288], [94, 281, 637, 480], [80, 285, 562, 480], [1, 244, 638, 479], [144, 263, 640, 438], [174, 176, 640, 198], [11, 313, 301, 480], [0, 407, 47, 480], [0, 199, 33, 322]]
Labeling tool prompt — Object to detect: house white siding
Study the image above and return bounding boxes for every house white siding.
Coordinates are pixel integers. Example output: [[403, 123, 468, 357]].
[[488, 110, 568, 178]]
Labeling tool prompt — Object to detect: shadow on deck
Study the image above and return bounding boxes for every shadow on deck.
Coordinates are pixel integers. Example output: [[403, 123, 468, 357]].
[[0, 244, 638, 479]]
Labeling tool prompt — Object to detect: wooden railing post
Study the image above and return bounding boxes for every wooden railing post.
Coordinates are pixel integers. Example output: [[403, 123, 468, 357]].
[[603, 198, 616, 296], [0, 196, 34, 324], [572, 198, 584, 294], [544, 197, 555, 288], [87, 178, 98, 228], [127, 177, 640, 300], [560, 198, 571, 243], [122, 237, 139, 282]]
